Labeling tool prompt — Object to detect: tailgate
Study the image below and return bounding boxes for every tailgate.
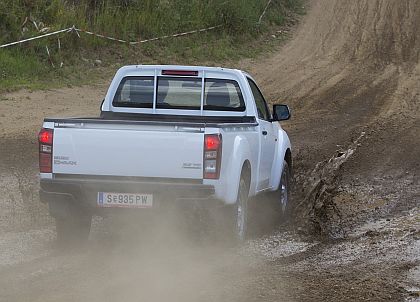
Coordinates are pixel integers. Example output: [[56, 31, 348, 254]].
[[52, 125, 204, 179]]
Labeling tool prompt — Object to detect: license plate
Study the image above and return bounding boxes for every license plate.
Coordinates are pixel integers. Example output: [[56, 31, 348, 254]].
[[97, 192, 153, 208]]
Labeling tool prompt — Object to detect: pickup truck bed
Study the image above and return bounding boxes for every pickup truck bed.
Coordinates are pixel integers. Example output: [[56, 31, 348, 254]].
[[46, 113, 258, 125], [41, 114, 257, 212], [44, 115, 256, 179]]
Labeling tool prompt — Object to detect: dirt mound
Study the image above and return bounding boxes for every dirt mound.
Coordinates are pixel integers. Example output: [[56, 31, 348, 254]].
[[293, 0, 420, 65], [243, 0, 420, 236]]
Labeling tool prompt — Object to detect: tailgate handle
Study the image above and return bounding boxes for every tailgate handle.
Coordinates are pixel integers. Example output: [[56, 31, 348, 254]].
[[262, 130, 268, 136]]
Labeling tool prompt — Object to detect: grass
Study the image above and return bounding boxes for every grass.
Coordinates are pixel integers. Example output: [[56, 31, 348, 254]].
[[0, 0, 304, 92], [0, 49, 106, 91]]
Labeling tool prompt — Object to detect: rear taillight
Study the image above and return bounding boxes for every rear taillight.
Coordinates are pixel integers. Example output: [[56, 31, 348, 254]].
[[204, 134, 222, 179], [39, 128, 53, 173]]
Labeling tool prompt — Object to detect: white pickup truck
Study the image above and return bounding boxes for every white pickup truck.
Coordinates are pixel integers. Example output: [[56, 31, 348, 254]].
[[39, 65, 292, 242]]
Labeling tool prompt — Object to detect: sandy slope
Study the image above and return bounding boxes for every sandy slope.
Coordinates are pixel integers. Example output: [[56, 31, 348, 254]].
[[242, 0, 419, 235]]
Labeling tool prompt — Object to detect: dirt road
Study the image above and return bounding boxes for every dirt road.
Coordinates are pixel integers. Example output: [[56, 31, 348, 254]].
[[0, 0, 419, 301]]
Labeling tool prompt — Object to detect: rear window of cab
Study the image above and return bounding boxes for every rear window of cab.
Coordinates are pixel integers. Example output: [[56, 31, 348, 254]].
[[113, 76, 245, 111]]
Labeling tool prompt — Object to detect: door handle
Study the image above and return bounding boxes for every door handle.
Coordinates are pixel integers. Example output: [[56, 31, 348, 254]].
[[262, 130, 268, 136]]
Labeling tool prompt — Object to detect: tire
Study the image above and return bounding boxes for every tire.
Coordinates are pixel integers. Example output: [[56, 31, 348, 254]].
[[233, 169, 251, 241], [277, 160, 292, 221], [55, 214, 92, 246]]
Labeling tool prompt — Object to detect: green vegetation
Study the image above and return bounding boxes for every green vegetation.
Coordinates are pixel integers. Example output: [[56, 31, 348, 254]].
[[0, 0, 303, 91]]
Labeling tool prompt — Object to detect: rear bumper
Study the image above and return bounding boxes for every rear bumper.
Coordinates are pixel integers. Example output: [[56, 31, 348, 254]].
[[40, 175, 215, 214]]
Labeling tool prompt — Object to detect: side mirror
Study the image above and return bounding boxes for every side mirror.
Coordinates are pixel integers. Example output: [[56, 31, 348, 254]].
[[272, 104, 291, 121]]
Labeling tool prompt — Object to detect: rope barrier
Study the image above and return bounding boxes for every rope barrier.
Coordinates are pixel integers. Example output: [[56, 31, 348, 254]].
[[0, 0, 276, 49], [130, 25, 223, 45], [0, 24, 223, 49], [0, 27, 74, 48], [0, 1, 273, 68], [74, 28, 129, 44], [258, 0, 274, 24]]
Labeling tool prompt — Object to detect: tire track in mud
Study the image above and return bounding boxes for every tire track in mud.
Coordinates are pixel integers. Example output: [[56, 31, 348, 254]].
[[295, 132, 366, 238]]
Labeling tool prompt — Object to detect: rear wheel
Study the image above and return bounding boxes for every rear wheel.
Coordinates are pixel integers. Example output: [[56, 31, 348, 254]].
[[233, 169, 251, 241]]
